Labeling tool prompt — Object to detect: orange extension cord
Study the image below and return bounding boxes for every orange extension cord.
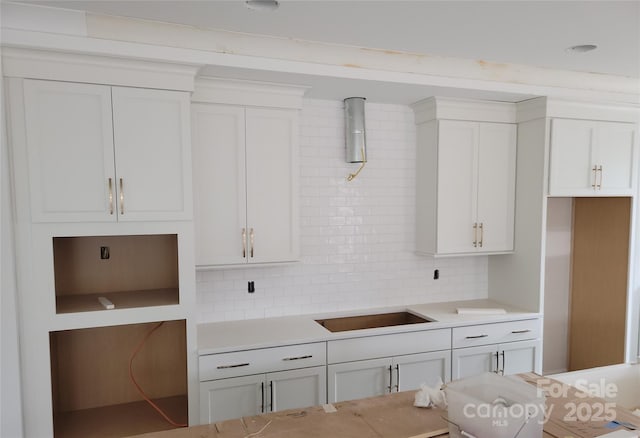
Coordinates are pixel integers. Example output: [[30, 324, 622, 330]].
[[129, 321, 188, 428]]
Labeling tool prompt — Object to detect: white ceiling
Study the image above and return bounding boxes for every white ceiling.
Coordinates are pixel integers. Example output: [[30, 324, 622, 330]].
[[16, 0, 640, 78]]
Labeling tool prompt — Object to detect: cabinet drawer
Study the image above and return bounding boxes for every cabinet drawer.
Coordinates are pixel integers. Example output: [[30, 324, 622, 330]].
[[452, 319, 540, 349], [199, 342, 326, 381], [327, 329, 451, 364]]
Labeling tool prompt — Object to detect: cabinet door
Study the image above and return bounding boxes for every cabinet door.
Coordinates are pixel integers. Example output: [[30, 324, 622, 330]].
[[112, 87, 192, 221], [267, 366, 327, 412], [394, 350, 451, 391], [245, 108, 299, 263], [451, 344, 498, 380], [328, 358, 391, 403], [594, 122, 636, 195], [549, 119, 596, 196], [476, 123, 516, 252], [500, 340, 540, 375], [436, 120, 478, 254], [192, 104, 247, 266], [23, 79, 116, 222], [199, 374, 264, 424]]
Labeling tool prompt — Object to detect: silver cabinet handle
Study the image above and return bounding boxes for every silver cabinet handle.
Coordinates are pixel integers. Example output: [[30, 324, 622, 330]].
[[494, 351, 500, 373], [466, 334, 488, 339], [472, 223, 478, 247], [597, 165, 603, 189], [511, 329, 531, 334], [250, 228, 255, 258], [242, 228, 247, 258], [282, 355, 313, 361], [394, 364, 400, 392], [108, 178, 114, 215], [387, 365, 393, 393], [479, 222, 484, 248], [499, 351, 505, 375], [119, 178, 124, 215], [591, 165, 598, 189], [216, 363, 250, 369]]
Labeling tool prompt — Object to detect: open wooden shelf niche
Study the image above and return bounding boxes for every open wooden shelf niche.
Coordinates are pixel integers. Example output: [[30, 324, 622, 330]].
[[50, 320, 188, 438], [53, 234, 179, 314]]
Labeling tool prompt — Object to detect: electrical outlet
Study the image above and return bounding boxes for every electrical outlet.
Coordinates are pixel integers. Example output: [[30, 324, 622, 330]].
[[100, 246, 110, 260]]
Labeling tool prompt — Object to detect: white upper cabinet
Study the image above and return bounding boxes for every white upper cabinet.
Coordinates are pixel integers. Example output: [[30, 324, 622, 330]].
[[191, 78, 305, 267], [22, 79, 192, 222], [23, 80, 116, 222], [414, 98, 517, 256], [549, 118, 636, 196], [111, 87, 192, 221]]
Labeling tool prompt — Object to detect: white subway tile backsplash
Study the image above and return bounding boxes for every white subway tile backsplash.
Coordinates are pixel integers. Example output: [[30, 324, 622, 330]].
[[196, 98, 488, 322]]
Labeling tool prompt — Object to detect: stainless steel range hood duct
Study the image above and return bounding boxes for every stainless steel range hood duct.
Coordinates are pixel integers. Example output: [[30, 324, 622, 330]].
[[344, 97, 367, 181]]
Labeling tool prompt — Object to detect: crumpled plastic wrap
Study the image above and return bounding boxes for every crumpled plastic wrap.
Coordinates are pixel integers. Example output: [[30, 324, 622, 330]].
[[413, 377, 447, 409]]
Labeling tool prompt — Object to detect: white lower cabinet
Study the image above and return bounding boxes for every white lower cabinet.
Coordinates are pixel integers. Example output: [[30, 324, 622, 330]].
[[451, 340, 540, 379], [326, 329, 452, 403], [328, 350, 450, 403], [450, 319, 542, 380], [198, 342, 326, 424], [199, 366, 326, 424]]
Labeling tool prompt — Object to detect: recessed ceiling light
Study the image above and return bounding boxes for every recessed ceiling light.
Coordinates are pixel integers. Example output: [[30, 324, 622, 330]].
[[566, 44, 598, 53], [245, 0, 279, 11]]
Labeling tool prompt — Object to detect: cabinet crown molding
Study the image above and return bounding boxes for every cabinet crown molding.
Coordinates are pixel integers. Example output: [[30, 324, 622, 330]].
[[192, 77, 308, 109], [516, 96, 640, 123], [411, 96, 516, 125], [2, 47, 199, 91]]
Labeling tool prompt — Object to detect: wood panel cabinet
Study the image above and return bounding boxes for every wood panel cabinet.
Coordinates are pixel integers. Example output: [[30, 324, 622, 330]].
[[22, 79, 192, 222], [414, 98, 517, 256], [192, 103, 298, 267], [549, 118, 636, 196]]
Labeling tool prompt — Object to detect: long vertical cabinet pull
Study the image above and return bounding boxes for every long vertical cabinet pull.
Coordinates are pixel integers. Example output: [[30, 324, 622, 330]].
[[250, 228, 255, 258], [472, 223, 478, 247], [387, 365, 393, 393], [260, 381, 265, 413], [119, 178, 124, 215], [591, 166, 598, 189], [499, 351, 505, 375], [597, 165, 603, 190], [269, 381, 274, 412], [108, 178, 114, 215], [479, 223, 484, 248], [394, 364, 400, 392], [242, 228, 247, 258], [494, 352, 499, 373]]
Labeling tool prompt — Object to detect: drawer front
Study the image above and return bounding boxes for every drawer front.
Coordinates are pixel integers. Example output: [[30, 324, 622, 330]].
[[452, 319, 541, 349], [199, 342, 326, 381], [327, 329, 451, 364]]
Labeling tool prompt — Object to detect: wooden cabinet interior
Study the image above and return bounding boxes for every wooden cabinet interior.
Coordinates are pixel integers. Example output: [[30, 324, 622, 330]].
[[49, 320, 188, 437], [53, 234, 179, 313], [569, 197, 630, 371]]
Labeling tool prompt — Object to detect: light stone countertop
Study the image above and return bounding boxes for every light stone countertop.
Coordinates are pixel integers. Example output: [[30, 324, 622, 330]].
[[197, 298, 541, 355]]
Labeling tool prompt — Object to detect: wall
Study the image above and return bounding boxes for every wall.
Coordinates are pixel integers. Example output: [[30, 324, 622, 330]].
[[543, 197, 572, 374], [1, 63, 24, 437], [196, 99, 488, 322]]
